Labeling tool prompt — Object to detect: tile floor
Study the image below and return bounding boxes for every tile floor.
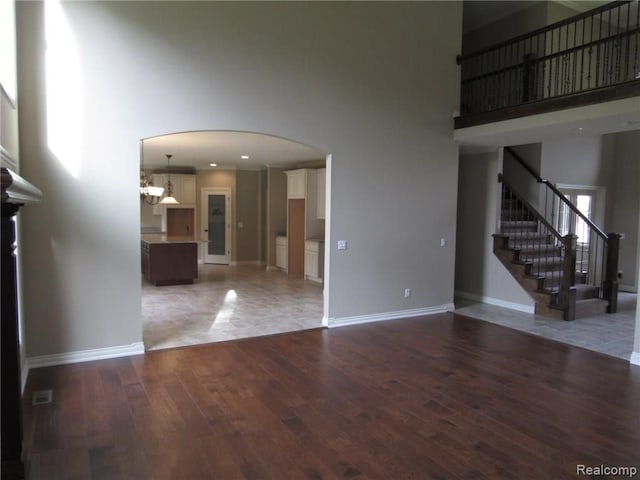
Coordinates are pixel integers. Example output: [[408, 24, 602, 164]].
[[454, 293, 637, 361], [143, 263, 637, 362], [142, 263, 324, 350]]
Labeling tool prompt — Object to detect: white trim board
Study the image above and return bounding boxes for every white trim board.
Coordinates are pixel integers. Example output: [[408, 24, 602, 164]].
[[26, 342, 145, 370], [327, 303, 455, 328], [455, 290, 536, 314], [631, 352, 640, 366], [619, 284, 637, 293]]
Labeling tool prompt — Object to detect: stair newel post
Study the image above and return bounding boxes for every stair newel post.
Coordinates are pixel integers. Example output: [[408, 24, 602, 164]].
[[603, 233, 620, 314], [560, 234, 577, 321]]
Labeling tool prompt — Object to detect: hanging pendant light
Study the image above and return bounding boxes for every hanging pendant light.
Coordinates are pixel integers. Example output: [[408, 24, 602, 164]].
[[140, 155, 164, 204], [159, 154, 180, 205]]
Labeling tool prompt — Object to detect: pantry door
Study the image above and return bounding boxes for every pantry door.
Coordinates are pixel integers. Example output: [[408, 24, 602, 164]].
[[201, 187, 231, 264]]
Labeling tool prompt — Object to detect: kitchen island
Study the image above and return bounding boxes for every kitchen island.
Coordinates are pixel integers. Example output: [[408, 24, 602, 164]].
[[141, 234, 198, 286]]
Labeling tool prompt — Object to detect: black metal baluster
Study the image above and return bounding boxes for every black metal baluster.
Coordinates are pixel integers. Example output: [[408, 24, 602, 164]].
[[596, 12, 602, 87], [589, 13, 595, 88], [580, 17, 586, 90], [624, 2, 631, 81]]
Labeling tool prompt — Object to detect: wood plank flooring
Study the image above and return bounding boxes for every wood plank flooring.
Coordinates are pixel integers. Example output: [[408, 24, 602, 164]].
[[22, 313, 640, 479]]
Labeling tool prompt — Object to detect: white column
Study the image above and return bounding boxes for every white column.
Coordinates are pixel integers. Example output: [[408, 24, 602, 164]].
[[631, 203, 640, 366]]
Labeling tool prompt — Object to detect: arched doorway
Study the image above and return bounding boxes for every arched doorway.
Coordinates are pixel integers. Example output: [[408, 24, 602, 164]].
[[139, 130, 330, 350]]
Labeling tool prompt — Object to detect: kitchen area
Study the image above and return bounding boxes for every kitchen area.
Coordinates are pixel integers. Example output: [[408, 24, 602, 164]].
[[140, 168, 199, 286], [140, 165, 327, 284], [139, 131, 327, 350]]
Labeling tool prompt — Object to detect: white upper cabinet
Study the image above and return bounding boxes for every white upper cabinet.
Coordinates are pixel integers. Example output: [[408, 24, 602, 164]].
[[152, 173, 196, 216], [176, 175, 196, 204], [152, 173, 196, 206], [285, 169, 306, 199]]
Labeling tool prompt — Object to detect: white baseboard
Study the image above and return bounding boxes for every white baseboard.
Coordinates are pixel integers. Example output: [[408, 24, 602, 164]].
[[619, 284, 637, 293], [26, 342, 145, 371], [631, 352, 640, 366], [455, 290, 535, 314], [231, 260, 264, 266], [327, 303, 455, 328]]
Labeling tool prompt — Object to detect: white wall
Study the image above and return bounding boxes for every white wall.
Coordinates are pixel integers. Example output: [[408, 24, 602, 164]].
[[16, 1, 462, 357]]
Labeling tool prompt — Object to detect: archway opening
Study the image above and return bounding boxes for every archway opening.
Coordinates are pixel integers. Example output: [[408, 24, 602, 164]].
[[139, 130, 330, 350]]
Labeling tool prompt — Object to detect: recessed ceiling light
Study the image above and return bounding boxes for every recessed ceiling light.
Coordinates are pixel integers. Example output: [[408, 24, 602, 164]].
[[210, 163, 217, 167], [241, 155, 249, 159]]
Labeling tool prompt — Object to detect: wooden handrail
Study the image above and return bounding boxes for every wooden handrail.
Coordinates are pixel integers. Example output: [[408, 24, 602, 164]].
[[504, 147, 609, 241]]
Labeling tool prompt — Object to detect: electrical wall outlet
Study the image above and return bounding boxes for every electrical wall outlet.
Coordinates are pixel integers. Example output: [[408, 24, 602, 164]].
[[404, 288, 411, 298], [337, 240, 347, 250]]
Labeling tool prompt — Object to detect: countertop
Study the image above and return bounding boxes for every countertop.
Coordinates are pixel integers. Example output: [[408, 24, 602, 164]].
[[141, 234, 200, 244]]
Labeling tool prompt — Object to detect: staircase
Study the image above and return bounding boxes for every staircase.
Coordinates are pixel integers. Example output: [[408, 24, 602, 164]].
[[494, 191, 607, 320], [492, 148, 620, 321]]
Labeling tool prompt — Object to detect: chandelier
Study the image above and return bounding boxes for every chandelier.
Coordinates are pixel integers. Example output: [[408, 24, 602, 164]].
[[139, 171, 164, 205]]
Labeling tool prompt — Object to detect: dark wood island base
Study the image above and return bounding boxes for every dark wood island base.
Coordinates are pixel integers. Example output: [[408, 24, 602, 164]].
[[141, 236, 198, 286]]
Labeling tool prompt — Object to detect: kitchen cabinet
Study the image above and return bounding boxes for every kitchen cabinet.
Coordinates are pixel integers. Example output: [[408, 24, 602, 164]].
[[316, 168, 326, 220], [275, 236, 288, 271], [152, 173, 196, 215], [304, 239, 324, 283], [283, 168, 325, 279], [285, 169, 306, 199]]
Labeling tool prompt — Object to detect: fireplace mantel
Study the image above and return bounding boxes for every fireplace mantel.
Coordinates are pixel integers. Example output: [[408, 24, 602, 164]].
[[1, 167, 42, 478]]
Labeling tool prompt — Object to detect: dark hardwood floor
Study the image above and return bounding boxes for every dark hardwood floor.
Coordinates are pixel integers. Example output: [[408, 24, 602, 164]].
[[22, 313, 640, 479]]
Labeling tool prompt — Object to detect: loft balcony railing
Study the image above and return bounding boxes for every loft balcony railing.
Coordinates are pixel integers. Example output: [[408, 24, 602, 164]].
[[456, 1, 640, 123]]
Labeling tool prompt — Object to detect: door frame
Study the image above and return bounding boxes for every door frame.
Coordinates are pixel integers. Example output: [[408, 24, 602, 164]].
[[556, 183, 606, 237], [201, 187, 232, 264]]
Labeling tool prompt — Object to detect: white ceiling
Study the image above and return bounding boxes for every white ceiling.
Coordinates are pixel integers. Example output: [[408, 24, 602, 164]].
[[455, 97, 640, 154], [141, 131, 326, 171]]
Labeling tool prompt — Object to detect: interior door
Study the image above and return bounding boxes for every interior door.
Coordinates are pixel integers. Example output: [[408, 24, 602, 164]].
[[201, 188, 231, 264]]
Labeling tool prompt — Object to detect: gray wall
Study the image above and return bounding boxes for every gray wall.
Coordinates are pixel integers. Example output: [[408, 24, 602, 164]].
[[17, 1, 462, 357], [455, 150, 535, 309], [503, 143, 542, 210], [236, 170, 261, 263], [463, 2, 548, 54], [606, 130, 640, 291]]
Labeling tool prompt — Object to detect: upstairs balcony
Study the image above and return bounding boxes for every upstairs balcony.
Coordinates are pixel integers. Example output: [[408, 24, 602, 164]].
[[455, 0, 640, 129]]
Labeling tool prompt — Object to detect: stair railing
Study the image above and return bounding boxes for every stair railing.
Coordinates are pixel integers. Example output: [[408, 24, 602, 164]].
[[499, 174, 575, 316], [457, 0, 640, 116], [503, 147, 619, 314]]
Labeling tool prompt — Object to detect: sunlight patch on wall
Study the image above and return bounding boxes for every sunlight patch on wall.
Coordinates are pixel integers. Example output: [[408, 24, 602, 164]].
[[45, 0, 83, 179]]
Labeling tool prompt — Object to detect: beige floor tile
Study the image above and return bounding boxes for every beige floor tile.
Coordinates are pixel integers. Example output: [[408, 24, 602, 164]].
[[142, 263, 323, 350]]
